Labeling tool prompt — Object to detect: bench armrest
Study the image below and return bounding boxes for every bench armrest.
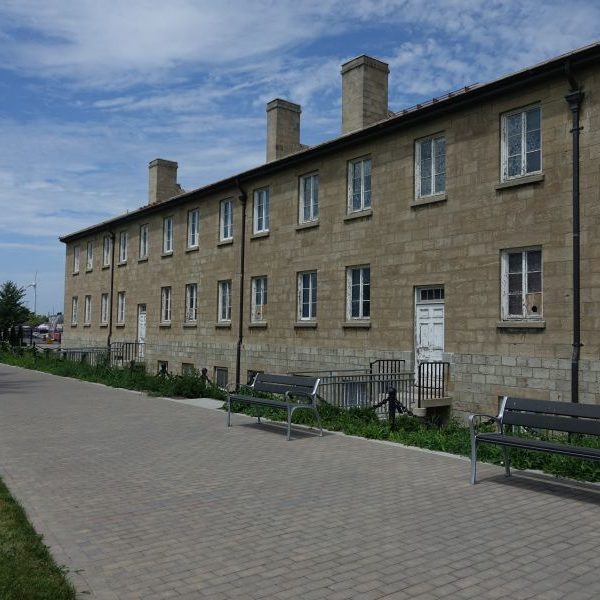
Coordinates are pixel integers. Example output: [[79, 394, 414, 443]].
[[469, 413, 501, 438]]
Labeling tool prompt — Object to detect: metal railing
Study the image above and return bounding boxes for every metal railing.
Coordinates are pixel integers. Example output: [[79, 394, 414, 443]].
[[110, 342, 145, 364], [60, 342, 145, 367], [417, 361, 450, 408], [370, 359, 406, 375]]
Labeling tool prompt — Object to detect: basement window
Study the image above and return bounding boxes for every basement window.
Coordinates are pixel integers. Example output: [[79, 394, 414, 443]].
[[501, 248, 542, 320]]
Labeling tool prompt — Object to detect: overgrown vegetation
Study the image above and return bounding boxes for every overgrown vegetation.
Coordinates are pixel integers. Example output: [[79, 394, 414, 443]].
[[0, 344, 226, 401], [230, 395, 600, 483], [0, 477, 77, 599]]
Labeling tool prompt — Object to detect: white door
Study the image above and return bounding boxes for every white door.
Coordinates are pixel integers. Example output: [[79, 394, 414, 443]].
[[415, 288, 444, 372], [137, 304, 146, 358]]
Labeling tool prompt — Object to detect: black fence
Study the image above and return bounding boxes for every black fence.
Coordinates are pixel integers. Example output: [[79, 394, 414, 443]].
[[60, 342, 145, 367], [417, 361, 450, 408]]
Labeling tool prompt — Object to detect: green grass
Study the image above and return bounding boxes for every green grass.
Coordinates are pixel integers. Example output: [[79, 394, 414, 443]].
[[229, 397, 600, 482], [0, 476, 77, 599]]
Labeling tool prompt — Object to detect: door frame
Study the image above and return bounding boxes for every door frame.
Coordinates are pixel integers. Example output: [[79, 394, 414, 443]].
[[414, 286, 445, 375]]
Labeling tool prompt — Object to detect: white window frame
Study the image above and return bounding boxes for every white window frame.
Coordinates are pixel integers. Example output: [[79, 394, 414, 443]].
[[187, 209, 200, 249], [220, 198, 233, 241], [117, 291, 126, 323], [253, 188, 270, 234], [100, 293, 109, 324], [501, 247, 543, 321], [297, 271, 317, 321], [185, 283, 198, 322], [139, 224, 149, 259], [163, 216, 173, 254], [347, 157, 371, 213], [118, 231, 128, 263], [102, 235, 111, 267], [71, 296, 78, 324], [218, 280, 232, 323], [346, 265, 371, 320], [299, 173, 319, 224], [415, 134, 446, 198], [86, 241, 93, 270], [214, 366, 228, 388], [501, 104, 542, 181], [84, 295, 92, 324], [161, 286, 172, 323], [73, 245, 80, 273], [251, 276, 267, 322]]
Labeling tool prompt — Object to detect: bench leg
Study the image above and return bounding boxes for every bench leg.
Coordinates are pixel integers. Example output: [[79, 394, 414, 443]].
[[470, 436, 478, 485], [313, 406, 323, 437], [287, 406, 292, 441], [503, 446, 511, 477]]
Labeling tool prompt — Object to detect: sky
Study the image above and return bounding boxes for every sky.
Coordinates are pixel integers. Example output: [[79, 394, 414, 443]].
[[0, 0, 598, 315]]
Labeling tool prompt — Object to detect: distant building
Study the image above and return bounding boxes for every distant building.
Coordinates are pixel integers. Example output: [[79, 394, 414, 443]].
[[60, 43, 600, 416]]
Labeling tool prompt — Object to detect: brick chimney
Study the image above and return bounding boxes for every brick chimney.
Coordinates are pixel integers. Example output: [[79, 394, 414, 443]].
[[266, 99, 303, 162], [148, 159, 182, 205], [341, 55, 390, 134]]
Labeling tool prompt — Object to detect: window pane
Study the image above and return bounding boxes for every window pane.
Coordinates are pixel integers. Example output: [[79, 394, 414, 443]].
[[507, 156, 521, 177], [527, 272, 542, 293], [434, 172, 445, 194], [420, 140, 432, 161], [420, 176, 432, 196], [507, 135, 521, 158], [508, 273, 522, 293], [526, 108, 540, 132], [527, 250, 541, 272], [526, 129, 540, 152], [508, 294, 522, 315], [526, 150, 541, 173], [508, 253, 522, 272], [507, 114, 522, 137]]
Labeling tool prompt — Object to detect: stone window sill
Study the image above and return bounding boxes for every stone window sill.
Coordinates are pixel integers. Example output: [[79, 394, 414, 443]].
[[70, 323, 77, 327], [183, 322, 197, 328], [218, 238, 234, 247], [159, 322, 171, 328], [83, 323, 91, 328], [161, 252, 173, 258], [412, 193, 447, 208], [294, 321, 317, 329], [495, 173, 544, 191], [138, 257, 148, 263], [72, 271, 79, 276], [115, 323, 125, 328], [296, 221, 319, 232], [117, 262, 127, 267], [85, 268, 93, 273], [251, 231, 270, 240], [343, 321, 371, 329], [344, 208, 372, 222], [100, 323, 108, 328], [102, 265, 110, 270], [249, 322, 268, 329], [496, 320, 546, 330], [186, 246, 199, 253], [215, 322, 231, 329]]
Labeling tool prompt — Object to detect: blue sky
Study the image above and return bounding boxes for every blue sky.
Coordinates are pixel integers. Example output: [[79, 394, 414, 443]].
[[0, 0, 598, 315]]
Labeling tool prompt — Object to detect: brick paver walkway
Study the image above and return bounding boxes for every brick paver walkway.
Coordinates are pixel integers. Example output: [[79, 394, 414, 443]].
[[1, 364, 599, 599]]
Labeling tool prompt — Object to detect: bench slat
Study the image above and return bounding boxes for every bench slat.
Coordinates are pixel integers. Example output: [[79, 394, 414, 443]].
[[505, 397, 600, 419], [254, 373, 317, 389], [503, 411, 600, 436], [229, 394, 311, 407]]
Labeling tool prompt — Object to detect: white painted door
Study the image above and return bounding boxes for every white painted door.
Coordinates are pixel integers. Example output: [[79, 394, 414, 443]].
[[415, 288, 444, 372], [137, 304, 146, 358]]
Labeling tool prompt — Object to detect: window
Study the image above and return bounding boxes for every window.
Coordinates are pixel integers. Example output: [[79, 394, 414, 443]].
[[501, 105, 541, 180], [182, 363, 195, 376], [416, 135, 446, 197], [347, 266, 370, 320], [100, 293, 109, 324], [117, 291, 126, 323], [253, 188, 270, 234], [501, 248, 542, 320], [118, 231, 128, 263], [185, 283, 198, 322], [348, 158, 371, 213], [298, 271, 317, 320], [187, 209, 199, 248], [220, 198, 233, 241], [139, 224, 149, 259], [163, 216, 173, 253], [84, 295, 91, 324], [251, 276, 267, 322], [73, 246, 80, 273], [161, 286, 172, 322], [218, 280, 232, 322], [215, 367, 228, 388], [86, 241, 93, 270], [158, 361, 169, 376], [103, 235, 111, 267], [299, 173, 319, 223], [71, 296, 78, 324]]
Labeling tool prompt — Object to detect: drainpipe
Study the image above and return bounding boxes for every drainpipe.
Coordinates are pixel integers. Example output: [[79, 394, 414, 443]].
[[107, 231, 116, 349], [235, 180, 247, 390], [565, 62, 584, 403]]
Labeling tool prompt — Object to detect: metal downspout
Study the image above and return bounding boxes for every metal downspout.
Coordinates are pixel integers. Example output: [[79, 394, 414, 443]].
[[235, 181, 247, 390], [107, 231, 116, 349], [565, 63, 584, 403]]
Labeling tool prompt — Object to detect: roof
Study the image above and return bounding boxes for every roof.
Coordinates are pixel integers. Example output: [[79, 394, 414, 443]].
[[60, 41, 600, 243]]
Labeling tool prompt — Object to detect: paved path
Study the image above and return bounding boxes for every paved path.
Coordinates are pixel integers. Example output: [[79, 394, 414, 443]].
[[1, 364, 599, 599]]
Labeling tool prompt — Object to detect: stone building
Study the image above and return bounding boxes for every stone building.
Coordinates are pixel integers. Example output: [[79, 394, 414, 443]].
[[60, 43, 600, 416]]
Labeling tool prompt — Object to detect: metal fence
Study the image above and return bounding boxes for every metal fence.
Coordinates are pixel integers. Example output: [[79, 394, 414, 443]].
[[417, 361, 450, 408], [60, 342, 145, 367]]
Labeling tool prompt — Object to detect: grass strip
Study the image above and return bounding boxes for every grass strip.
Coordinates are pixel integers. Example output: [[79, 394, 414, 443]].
[[0, 476, 76, 599]]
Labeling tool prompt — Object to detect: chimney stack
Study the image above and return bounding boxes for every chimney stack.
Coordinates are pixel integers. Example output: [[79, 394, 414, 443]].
[[341, 55, 390, 134], [148, 158, 182, 205], [266, 99, 303, 162]]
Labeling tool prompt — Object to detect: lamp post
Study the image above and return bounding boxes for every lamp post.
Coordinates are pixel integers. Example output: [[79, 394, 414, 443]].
[[25, 272, 37, 315]]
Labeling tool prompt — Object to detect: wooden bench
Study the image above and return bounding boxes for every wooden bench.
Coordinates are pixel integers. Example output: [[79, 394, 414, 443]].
[[227, 373, 322, 440], [469, 396, 600, 484]]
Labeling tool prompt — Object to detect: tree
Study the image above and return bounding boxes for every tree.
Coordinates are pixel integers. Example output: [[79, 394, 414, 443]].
[[0, 281, 31, 330]]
